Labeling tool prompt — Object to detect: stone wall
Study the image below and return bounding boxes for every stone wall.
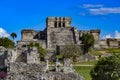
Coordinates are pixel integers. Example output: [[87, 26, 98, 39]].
[[0, 46, 7, 66], [90, 30, 100, 48], [46, 27, 77, 50], [26, 47, 40, 64], [79, 29, 100, 48], [99, 40, 108, 48], [46, 17, 71, 28], [21, 29, 35, 41], [99, 39, 120, 49], [5, 47, 40, 64], [107, 38, 119, 48]]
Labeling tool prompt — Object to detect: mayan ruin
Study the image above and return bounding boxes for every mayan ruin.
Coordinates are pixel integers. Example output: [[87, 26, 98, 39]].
[[18, 17, 120, 51], [0, 16, 120, 80], [0, 0, 120, 79]]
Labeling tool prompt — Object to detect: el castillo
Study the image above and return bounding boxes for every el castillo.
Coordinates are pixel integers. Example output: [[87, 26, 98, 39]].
[[0, 17, 120, 80]]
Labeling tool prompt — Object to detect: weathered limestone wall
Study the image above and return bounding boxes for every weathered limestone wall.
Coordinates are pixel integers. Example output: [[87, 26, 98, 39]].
[[46, 17, 71, 28], [21, 29, 35, 41], [46, 27, 76, 50], [6, 61, 84, 80], [0, 47, 7, 66], [19, 17, 120, 50], [6, 47, 40, 64], [90, 30, 100, 44], [17, 40, 47, 49], [99, 40, 108, 48], [26, 47, 40, 64], [79, 29, 100, 48], [107, 38, 119, 48], [90, 30, 100, 48]]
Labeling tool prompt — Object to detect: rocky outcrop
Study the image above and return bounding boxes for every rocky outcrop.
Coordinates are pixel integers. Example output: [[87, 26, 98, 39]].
[[6, 62, 84, 80]]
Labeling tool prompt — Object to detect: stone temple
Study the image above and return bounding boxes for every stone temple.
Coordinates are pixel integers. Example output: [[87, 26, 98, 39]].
[[17, 17, 100, 51]]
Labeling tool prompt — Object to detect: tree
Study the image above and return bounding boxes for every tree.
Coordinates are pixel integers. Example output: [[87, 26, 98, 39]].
[[90, 53, 120, 80], [60, 43, 82, 60], [10, 32, 17, 40], [0, 37, 14, 48], [81, 33, 95, 54]]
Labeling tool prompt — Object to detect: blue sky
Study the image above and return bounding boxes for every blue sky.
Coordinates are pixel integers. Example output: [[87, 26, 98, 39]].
[[0, 0, 120, 41]]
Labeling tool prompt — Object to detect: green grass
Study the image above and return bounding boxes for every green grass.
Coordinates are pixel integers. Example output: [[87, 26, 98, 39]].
[[90, 48, 120, 56], [90, 50, 103, 56], [73, 66, 93, 80], [56, 54, 63, 59], [72, 60, 97, 65], [105, 48, 120, 53]]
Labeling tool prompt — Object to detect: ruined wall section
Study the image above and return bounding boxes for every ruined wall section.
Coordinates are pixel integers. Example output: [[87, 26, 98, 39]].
[[99, 40, 108, 48], [99, 39, 120, 49], [90, 30, 100, 48], [6, 47, 40, 64], [21, 29, 35, 41], [6, 62, 84, 80], [46, 27, 76, 50], [20, 29, 47, 49], [106, 38, 119, 48], [46, 17, 71, 28], [78, 29, 100, 48]]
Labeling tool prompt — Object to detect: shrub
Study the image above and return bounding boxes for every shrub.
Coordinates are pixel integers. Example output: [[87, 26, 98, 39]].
[[90, 53, 120, 80]]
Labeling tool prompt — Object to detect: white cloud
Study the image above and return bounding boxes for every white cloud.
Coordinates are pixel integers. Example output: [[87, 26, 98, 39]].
[[81, 4, 120, 15], [115, 30, 120, 39], [103, 34, 112, 39], [89, 7, 120, 15], [83, 4, 103, 8], [103, 30, 120, 39], [0, 28, 9, 38]]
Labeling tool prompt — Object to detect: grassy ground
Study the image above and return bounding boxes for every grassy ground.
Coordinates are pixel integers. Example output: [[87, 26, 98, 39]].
[[72, 60, 97, 65], [73, 66, 93, 80], [105, 48, 120, 53], [73, 60, 97, 80], [90, 48, 120, 56]]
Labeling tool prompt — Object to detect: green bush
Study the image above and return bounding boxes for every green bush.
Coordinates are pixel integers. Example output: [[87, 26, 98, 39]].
[[90, 53, 120, 80], [60, 43, 82, 59], [0, 37, 14, 48]]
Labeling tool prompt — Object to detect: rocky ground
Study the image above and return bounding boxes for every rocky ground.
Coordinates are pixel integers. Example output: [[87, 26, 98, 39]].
[[6, 62, 84, 80]]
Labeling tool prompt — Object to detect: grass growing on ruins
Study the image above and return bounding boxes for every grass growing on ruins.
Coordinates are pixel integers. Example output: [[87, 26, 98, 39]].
[[73, 66, 93, 80]]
